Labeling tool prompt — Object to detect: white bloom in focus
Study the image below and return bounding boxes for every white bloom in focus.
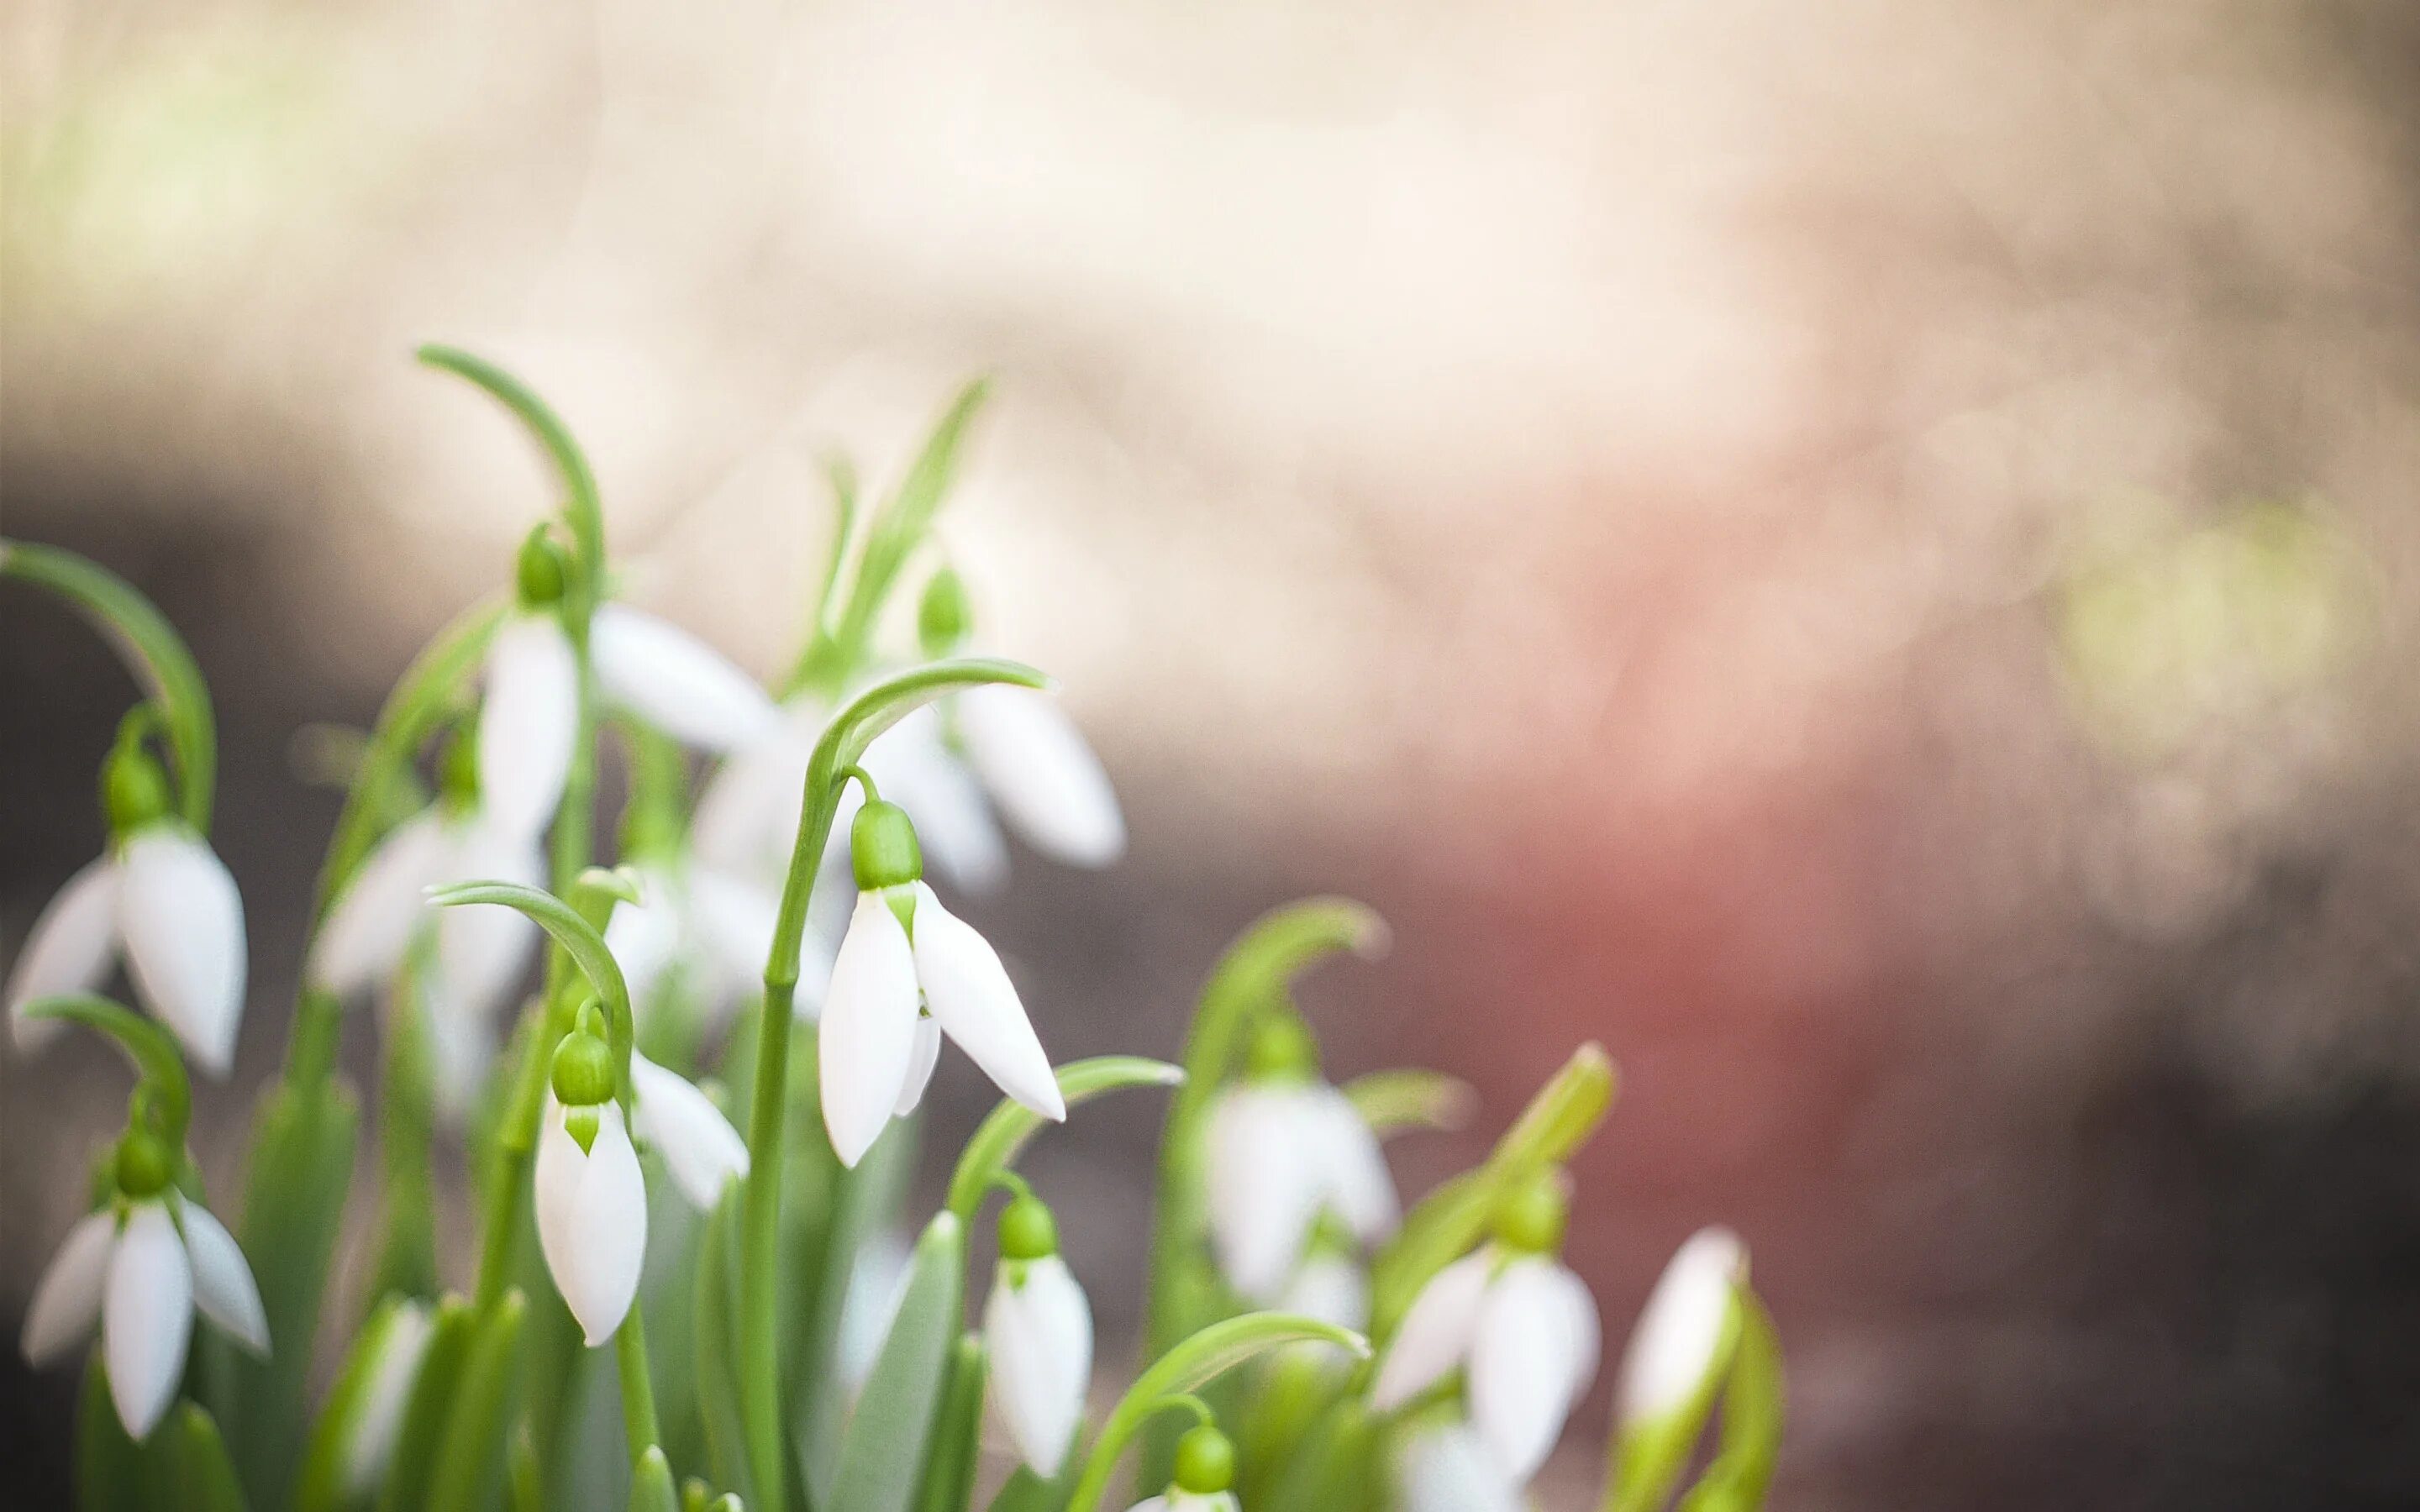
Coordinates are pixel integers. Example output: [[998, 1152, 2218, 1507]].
[[1615, 1226, 1747, 1430], [820, 797, 1063, 1166], [1370, 1248, 1602, 1483], [7, 827, 247, 1077], [20, 1196, 268, 1439], [1399, 1421, 1523, 1512], [983, 1251, 1092, 1476], [1207, 1079, 1396, 1301], [534, 1098, 648, 1346], [628, 1053, 750, 1209]]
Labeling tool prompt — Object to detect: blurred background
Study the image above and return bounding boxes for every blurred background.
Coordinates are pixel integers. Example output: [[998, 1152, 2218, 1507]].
[[9, 1, 2420, 1505]]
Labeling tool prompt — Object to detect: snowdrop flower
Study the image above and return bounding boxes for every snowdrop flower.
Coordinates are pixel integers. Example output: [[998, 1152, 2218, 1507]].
[[1397, 1421, 1523, 1512], [628, 1051, 750, 1210], [819, 794, 1064, 1167], [605, 858, 808, 1030], [7, 734, 245, 1076], [479, 533, 776, 838], [20, 1129, 268, 1439], [982, 1190, 1092, 1478], [1205, 1016, 1396, 1302], [1615, 1227, 1748, 1434], [533, 1023, 648, 1346], [1370, 1171, 1600, 1485], [1128, 1422, 1241, 1512]]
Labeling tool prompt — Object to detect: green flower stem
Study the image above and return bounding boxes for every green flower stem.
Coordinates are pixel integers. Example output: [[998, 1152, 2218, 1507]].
[[1062, 1313, 1370, 1512], [1, 540, 216, 832], [944, 1056, 1185, 1226], [19, 995, 192, 1144], [617, 1304, 663, 1467], [742, 656, 1049, 1512]]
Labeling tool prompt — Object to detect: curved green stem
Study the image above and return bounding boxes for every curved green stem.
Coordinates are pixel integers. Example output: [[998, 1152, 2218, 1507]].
[[1063, 1313, 1369, 1512], [20, 994, 192, 1143], [739, 655, 1048, 1512], [415, 347, 603, 609], [2, 540, 217, 832], [945, 1056, 1183, 1225], [429, 878, 638, 1103]]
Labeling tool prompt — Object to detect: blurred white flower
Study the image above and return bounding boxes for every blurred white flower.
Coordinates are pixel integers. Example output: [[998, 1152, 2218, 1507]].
[[983, 1247, 1092, 1477], [1398, 1420, 1522, 1512], [339, 1301, 435, 1497], [606, 859, 815, 1028], [1615, 1226, 1746, 1431], [1207, 1080, 1395, 1301]]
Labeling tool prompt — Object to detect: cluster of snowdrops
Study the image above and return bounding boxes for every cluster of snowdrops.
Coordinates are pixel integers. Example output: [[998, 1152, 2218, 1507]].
[[6, 348, 1784, 1512]]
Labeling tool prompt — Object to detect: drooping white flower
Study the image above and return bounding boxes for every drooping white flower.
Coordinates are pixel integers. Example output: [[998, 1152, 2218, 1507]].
[[819, 799, 1063, 1167], [605, 859, 814, 1029], [982, 1194, 1092, 1478], [21, 1195, 269, 1439], [533, 1096, 648, 1347], [1204, 1030, 1396, 1301], [1370, 1247, 1602, 1483], [1277, 1249, 1370, 1332], [628, 1052, 750, 1209], [478, 603, 775, 841], [1398, 1420, 1523, 1512], [953, 685, 1125, 869], [1615, 1227, 1747, 1431], [7, 827, 246, 1077]]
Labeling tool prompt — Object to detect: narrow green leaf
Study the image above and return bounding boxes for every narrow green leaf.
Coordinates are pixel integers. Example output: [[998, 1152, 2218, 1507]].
[[1369, 1042, 1614, 1341], [1, 540, 217, 831], [162, 1403, 250, 1512], [913, 1334, 988, 1512], [830, 1212, 967, 1512], [1672, 1289, 1786, 1512], [375, 1295, 476, 1512], [947, 1057, 1184, 1223], [795, 1116, 917, 1502], [693, 1189, 754, 1507], [424, 1289, 530, 1512], [1602, 1287, 1745, 1512], [816, 381, 992, 682], [293, 1297, 420, 1512], [629, 1447, 681, 1512], [1340, 1068, 1475, 1138]]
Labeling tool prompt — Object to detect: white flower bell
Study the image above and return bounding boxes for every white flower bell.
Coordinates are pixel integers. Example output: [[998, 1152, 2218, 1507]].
[[1205, 1017, 1397, 1302], [981, 1191, 1092, 1478], [479, 534, 776, 839], [628, 1050, 750, 1210], [1615, 1227, 1748, 1432], [532, 1024, 648, 1347], [20, 1130, 268, 1440], [1128, 1421, 1242, 1512], [1398, 1421, 1523, 1512], [1370, 1172, 1601, 1484], [818, 796, 1064, 1168], [7, 737, 245, 1076]]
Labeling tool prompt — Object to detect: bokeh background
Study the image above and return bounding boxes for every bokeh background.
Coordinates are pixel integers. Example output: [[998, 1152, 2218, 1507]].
[[10, 1, 2420, 1506]]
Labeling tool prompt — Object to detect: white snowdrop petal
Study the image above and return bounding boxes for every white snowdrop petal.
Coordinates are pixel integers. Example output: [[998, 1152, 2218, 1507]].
[[532, 1103, 587, 1317], [894, 1015, 942, 1116], [435, 822, 544, 1023], [631, 1053, 750, 1209], [7, 858, 120, 1052], [691, 702, 818, 883], [910, 885, 1064, 1121], [591, 605, 777, 752], [1370, 1252, 1494, 1412], [560, 1105, 648, 1346], [424, 984, 498, 1123], [1401, 1422, 1523, 1512], [984, 1257, 1093, 1477], [1277, 1252, 1371, 1333], [104, 1204, 192, 1440], [1206, 1087, 1328, 1302], [178, 1201, 270, 1356], [22, 1210, 116, 1366], [1470, 1257, 1600, 1482], [819, 894, 923, 1167], [345, 1303, 435, 1494], [1618, 1226, 1745, 1427], [605, 887, 682, 1014], [308, 811, 451, 997], [687, 867, 781, 1000], [117, 828, 246, 1077], [955, 686, 1126, 869], [477, 612, 578, 837], [865, 711, 1008, 894], [1308, 1084, 1400, 1243]]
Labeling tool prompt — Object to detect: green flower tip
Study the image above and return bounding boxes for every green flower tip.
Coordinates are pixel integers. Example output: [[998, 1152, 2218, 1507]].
[[438, 717, 481, 807], [101, 733, 172, 837], [850, 799, 924, 892], [918, 565, 973, 657], [997, 1192, 1060, 1261], [550, 1025, 616, 1109], [515, 524, 569, 610], [1171, 1423, 1236, 1495], [1244, 1013, 1319, 1083], [1492, 1166, 1570, 1255], [114, 1128, 175, 1199]]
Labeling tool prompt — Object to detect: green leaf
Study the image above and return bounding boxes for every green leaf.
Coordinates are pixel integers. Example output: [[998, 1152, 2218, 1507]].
[[1065, 1313, 1371, 1512], [376, 1295, 476, 1512], [629, 1447, 681, 1512], [206, 1075, 360, 1509], [76, 1356, 144, 1512], [830, 1212, 967, 1512], [1340, 1068, 1475, 1138], [946, 1057, 1185, 1223], [795, 1113, 916, 1502], [1672, 1289, 1786, 1512], [692, 1189, 754, 1508], [913, 1334, 988, 1512], [160, 1403, 250, 1512], [813, 381, 991, 685], [293, 1297, 423, 1512], [370, 952, 441, 1302], [18, 995, 191, 1142], [424, 1289, 530, 1512], [1369, 1042, 1614, 1341], [2, 540, 217, 831]]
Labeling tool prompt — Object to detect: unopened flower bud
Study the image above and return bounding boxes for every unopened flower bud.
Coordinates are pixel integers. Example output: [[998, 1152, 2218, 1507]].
[[850, 800, 924, 893], [113, 1129, 175, 1199], [1491, 1168, 1569, 1256], [550, 1025, 615, 1110], [101, 741, 172, 838], [997, 1193, 1060, 1262], [1172, 1423, 1237, 1495], [1244, 1013, 1318, 1082]]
